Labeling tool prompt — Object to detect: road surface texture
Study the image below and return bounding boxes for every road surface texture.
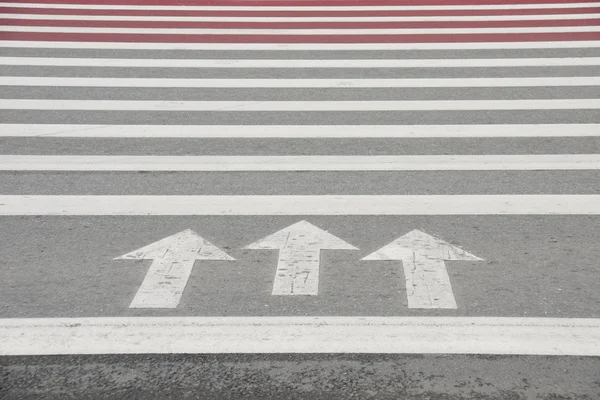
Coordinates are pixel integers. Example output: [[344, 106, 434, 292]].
[[0, 0, 599, 399]]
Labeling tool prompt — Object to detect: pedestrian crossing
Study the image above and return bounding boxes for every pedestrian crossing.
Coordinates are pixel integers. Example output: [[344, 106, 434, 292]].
[[0, 0, 599, 358]]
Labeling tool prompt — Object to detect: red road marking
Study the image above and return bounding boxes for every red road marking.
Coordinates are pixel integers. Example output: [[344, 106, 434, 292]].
[[10, 0, 600, 6], [4, 1, 597, 44], [4, 7, 599, 17], [3, 18, 599, 28], [3, 31, 599, 43]]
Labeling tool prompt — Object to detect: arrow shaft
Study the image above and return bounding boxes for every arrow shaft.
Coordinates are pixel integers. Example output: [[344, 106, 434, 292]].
[[401, 254, 457, 309], [130, 255, 195, 308], [273, 247, 320, 296]]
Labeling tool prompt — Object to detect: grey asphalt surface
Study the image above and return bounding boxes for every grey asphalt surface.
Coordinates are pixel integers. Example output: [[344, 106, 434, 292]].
[[5, 66, 600, 79], [2, 171, 600, 194], [2, 355, 599, 400], [1, 43, 599, 399], [5, 86, 600, 100], [1, 215, 599, 318], [1, 137, 599, 155]]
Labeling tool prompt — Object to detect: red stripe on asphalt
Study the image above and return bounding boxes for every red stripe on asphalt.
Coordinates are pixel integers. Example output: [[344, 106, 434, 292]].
[[2, 31, 599, 43], [3, 7, 599, 17], [3, 18, 600, 28], [10, 0, 600, 6]]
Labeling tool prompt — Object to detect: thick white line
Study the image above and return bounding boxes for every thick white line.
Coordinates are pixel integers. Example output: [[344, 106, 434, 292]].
[[3, 77, 598, 88], [1, 195, 598, 215], [2, 155, 598, 171], [2, 99, 597, 111], [4, 26, 598, 34], [2, 40, 599, 50], [1, 317, 598, 356], [2, 124, 597, 138], [3, 14, 600, 21], [3, 56, 598, 68], [2, 2, 599, 11]]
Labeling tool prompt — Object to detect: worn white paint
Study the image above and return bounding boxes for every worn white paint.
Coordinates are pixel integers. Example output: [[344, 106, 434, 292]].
[[2, 124, 597, 138], [116, 229, 234, 308], [4, 14, 600, 22], [4, 76, 598, 88], [245, 221, 357, 295], [2, 41, 599, 50], [2, 99, 597, 111], [3, 56, 599, 67], [3, 2, 598, 10], [1, 316, 599, 356], [2, 155, 599, 171], [1, 195, 599, 215], [6, 26, 599, 34], [363, 230, 482, 309]]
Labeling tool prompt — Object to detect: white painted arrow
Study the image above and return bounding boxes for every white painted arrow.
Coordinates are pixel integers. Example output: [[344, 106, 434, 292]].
[[115, 229, 234, 309], [245, 221, 358, 296], [363, 230, 482, 309]]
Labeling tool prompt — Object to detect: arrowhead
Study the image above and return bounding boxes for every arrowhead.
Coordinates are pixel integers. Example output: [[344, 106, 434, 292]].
[[245, 220, 358, 250], [115, 229, 234, 261], [362, 229, 482, 261]]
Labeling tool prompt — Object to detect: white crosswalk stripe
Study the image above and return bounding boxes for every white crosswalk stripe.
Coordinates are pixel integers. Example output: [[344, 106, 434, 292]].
[[1, 0, 599, 366], [2, 124, 598, 137], [3, 76, 599, 87], [1, 154, 599, 171], [1, 195, 599, 215], [4, 56, 599, 67], [5, 99, 599, 111]]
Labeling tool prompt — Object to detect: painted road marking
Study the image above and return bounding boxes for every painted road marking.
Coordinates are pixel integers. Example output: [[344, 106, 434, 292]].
[[11, 19, 598, 30], [3, 2, 599, 11], [245, 221, 358, 295], [3, 56, 599, 67], [6, 31, 596, 43], [6, 26, 599, 34], [1, 195, 599, 215], [363, 230, 482, 309], [0, 317, 598, 356], [7, 19, 600, 29], [115, 229, 234, 309], [2, 124, 598, 138], [4, 14, 600, 22], [2, 40, 599, 49], [2, 99, 598, 111], [4, 77, 599, 88], [1, 155, 599, 171]]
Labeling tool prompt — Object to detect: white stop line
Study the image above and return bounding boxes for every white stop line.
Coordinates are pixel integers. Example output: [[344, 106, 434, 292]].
[[1, 317, 598, 356]]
